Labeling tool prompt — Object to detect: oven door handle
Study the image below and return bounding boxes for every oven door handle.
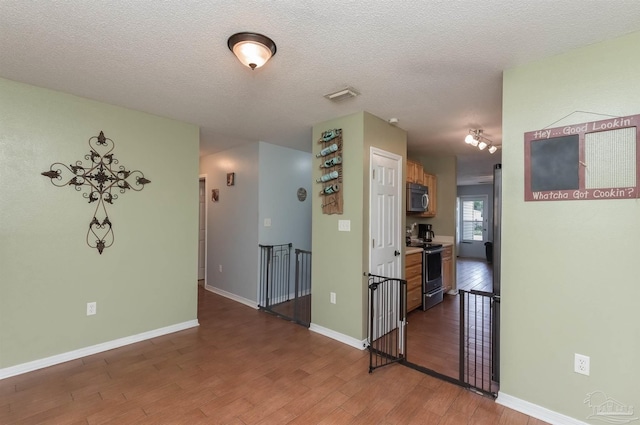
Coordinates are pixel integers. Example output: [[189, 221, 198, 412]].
[[423, 248, 444, 254], [425, 288, 444, 298]]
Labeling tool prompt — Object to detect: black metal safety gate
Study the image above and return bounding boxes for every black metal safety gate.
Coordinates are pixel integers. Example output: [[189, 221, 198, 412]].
[[258, 244, 311, 327], [293, 248, 312, 327], [367, 273, 407, 373], [365, 275, 500, 398], [459, 289, 500, 396]]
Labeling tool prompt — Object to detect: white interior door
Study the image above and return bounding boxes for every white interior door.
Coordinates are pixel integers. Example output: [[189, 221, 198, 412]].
[[369, 148, 403, 342], [198, 178, 206, 281], [369, 148, 402, 277]]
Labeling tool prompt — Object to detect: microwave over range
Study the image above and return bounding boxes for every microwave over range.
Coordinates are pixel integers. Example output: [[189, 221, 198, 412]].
[[406, 182, 429, 213]]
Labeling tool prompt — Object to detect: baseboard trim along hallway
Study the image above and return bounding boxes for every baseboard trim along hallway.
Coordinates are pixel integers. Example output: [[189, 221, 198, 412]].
[[205, 284, 257, 309], [309, 323, 367, 350], [497, 392, 589, 425], [0, 320, 199, 380]]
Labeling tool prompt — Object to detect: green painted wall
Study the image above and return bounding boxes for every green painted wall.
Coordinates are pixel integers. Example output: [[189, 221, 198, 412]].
[[501, 31, 640, 421], [0, 78, 199, 369], [311, 112, 406, 340]]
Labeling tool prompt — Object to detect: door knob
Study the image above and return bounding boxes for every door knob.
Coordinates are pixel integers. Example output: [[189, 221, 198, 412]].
[[394, 250, 401, 256]]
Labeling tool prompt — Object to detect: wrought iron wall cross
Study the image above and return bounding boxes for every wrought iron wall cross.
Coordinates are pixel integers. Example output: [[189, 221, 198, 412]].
[[41, 131, 150, 254]]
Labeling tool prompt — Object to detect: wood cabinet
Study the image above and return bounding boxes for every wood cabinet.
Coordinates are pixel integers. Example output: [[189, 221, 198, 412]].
[[405, 251, 423, 312], [420, 171, 437, 217], [441, 245, 453, 293], [406, 159, 437, 217], [406, 160, 424, 184]]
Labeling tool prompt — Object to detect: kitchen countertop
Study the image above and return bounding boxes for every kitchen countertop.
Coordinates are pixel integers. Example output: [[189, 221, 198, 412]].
[[405, 241, 453, 255]]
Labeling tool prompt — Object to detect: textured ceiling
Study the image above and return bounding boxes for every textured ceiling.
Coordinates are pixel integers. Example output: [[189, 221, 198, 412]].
[[2, 1, 640, 184]]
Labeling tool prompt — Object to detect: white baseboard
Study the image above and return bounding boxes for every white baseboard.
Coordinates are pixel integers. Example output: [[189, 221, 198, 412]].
[[497, 392, 588, 425], [205, 284, 258, 309], [0, 320, 199, 380], [309, 323, 367, 350]]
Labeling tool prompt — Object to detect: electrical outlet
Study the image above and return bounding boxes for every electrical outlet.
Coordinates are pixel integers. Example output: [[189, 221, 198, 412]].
[[330, 292, 336, 304], [574, 353, 590, 376], [87, 302, 97, 316]]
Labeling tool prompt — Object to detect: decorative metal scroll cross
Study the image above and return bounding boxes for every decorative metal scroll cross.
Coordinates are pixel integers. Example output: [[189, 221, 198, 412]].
[[41, 131, 150, 254]]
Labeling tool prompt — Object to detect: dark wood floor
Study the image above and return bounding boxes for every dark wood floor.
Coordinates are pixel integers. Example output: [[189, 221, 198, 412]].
[[456, 259, 493, 293], [406, 258, 494, 382], [0, 273, 547, 424]]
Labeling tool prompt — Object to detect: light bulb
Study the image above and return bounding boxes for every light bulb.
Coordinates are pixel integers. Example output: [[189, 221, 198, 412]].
[[478, 141, 487, 150], [465, 134, 475, 144], [488, 145, 497, 154], [233, 41, 272, 69], [470, 138, 479, 147]]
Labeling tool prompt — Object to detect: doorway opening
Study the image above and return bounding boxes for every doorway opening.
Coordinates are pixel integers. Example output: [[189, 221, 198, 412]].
[[371, 170, 500, 397], [405, 176, 499, 394]]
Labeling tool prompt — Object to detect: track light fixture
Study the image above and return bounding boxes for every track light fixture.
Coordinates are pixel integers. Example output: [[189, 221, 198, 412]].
[[465, 129, 499, 154]]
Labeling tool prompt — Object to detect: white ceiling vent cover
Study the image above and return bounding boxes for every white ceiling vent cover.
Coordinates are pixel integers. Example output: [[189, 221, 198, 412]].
[[324, 87, 360, 102]]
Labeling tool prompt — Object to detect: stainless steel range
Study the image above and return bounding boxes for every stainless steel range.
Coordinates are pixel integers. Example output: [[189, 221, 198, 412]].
[[421, 243, 444, 310]]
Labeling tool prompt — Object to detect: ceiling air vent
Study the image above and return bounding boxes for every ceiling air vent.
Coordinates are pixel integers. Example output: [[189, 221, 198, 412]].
[[324, 87, 360, 102]]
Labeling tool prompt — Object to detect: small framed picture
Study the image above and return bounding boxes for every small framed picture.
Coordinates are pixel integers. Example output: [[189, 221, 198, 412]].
[[212, 189, 219, 202], [226, 172, 235, 186]]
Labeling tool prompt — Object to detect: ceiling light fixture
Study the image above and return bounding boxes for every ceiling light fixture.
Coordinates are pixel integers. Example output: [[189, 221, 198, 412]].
[[227, 32, 277, 70], [465, 129, 500, 154]]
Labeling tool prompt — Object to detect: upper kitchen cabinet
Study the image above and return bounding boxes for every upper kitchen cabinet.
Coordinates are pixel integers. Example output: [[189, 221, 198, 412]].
[[406, 159, 437, 217], [406, 160, 424, 185], [421, 171, 437, 217]]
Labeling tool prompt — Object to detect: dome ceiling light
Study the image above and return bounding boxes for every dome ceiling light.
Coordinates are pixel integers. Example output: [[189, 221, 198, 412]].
[[227, 32, 277, 70]]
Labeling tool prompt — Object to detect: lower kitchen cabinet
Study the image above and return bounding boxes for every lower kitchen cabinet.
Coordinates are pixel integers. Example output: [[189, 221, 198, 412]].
[[405, 251, 422, 312], [442, 245, 453, 293]]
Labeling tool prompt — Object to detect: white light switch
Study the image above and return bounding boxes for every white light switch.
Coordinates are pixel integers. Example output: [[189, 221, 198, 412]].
[[338, 220, 351, 232], [264, 218, 271, 227]]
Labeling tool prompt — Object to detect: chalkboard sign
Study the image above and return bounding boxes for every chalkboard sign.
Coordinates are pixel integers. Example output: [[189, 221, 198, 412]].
[[524, 114, 640, 201], [530, 135, 579, 192]]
